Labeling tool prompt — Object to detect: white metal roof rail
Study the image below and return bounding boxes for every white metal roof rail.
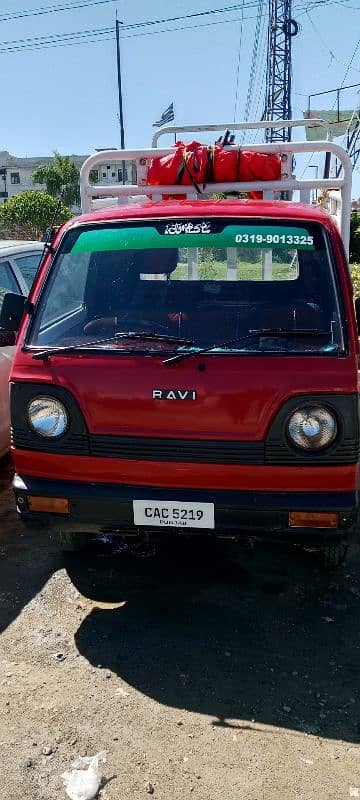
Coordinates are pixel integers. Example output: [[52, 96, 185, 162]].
[[79, 140, 352, 255], [151, 118, 333, 147]]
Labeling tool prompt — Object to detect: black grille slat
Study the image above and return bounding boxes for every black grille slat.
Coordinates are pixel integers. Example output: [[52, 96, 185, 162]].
[[265, 442, 360, 464], [90, 435, 264, 464], [12, 425, 264, 463], [12, 426, 359, 464], [11, 428, 89, 455]]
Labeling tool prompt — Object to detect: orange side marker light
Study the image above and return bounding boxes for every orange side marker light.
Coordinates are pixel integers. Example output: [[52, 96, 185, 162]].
[[27, 496, 70, 514], [289, 511, 338, 529]]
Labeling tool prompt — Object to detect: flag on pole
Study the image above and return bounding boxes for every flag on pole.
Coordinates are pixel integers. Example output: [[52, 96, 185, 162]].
[[153, 102, 175, 127]]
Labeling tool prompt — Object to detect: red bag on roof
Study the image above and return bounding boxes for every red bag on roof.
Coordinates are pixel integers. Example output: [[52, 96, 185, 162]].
[[148, 141, 281, 195], [213, 147, 281, 183], [212, 145, 239, 182], [148, 141, 184, 185], [148, 141, 210, 187]]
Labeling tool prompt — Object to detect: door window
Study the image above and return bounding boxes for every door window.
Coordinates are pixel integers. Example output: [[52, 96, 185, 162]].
[[14, 252, 42, 288], [0, 260, 21, 293]]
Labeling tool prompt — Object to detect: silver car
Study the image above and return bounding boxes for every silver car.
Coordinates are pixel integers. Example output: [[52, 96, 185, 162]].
[[0, 241, 43, 458]]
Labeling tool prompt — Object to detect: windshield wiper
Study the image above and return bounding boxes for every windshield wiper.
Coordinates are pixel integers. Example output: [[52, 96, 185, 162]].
[[163, 329, 333, 366], [31, 332, 194, 360], [116, 332, 193, 344]]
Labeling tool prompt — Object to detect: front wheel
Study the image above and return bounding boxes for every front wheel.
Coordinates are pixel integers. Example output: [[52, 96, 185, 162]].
[[321, 542, 349, 569], [54, 532, 89, 552]]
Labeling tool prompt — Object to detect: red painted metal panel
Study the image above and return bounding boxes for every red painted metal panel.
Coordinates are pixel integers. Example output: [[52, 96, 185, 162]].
[[13, 450, 358, 492]]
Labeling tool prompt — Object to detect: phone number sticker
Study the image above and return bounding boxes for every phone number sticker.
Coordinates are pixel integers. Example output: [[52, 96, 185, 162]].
[[73, 224, 316, 253], [235, 232, 314, 247]]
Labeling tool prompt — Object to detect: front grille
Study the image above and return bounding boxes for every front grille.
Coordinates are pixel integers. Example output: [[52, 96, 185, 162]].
[[12, 427, 359, 466], [265, 441, 360, 465], [90, 435, 265, 464], [11, 428, 89, 455]]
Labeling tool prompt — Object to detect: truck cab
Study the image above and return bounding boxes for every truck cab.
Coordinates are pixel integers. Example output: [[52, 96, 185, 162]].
[[5, 121, 359, 565]]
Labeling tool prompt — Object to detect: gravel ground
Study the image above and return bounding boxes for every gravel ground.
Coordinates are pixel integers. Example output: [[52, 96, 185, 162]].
[[1, 463, 360, 800]]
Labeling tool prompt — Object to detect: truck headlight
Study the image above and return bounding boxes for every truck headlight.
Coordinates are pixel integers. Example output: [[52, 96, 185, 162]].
[[287, 405, 337, 451], [27, 396, 69, 438]]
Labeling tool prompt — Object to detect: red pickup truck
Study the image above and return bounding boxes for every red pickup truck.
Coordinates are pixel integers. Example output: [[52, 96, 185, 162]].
[[2, 121, 358, 567]]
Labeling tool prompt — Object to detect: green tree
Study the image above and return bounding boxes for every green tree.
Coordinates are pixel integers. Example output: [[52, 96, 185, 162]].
[[350, 212, 360, 263], [0, 191, 72, 240], [32, 152, 80, 207], [350, 263, 360, 296]]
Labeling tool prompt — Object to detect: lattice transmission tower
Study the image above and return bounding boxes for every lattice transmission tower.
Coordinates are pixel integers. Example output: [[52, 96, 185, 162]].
[[264, 0, 299, 142]]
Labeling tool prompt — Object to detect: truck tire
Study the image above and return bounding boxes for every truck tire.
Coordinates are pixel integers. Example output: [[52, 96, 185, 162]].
[[55, 532, 89, 552], [322, 542, 349, 569]]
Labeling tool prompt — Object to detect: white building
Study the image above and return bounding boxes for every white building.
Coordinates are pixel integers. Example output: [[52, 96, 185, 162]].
[[0, 150, 136, 206]]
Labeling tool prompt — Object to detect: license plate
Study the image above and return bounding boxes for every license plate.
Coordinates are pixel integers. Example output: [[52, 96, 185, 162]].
[[133, 500, 215, 529]]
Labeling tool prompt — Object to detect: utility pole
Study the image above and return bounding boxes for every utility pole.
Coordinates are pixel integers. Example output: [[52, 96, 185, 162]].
[[308, 83, 360, 177], [338, 111, 360, 177], [335, 89, 360, 178], [115, 12, 126, 184], [264, 0, 299, 142]]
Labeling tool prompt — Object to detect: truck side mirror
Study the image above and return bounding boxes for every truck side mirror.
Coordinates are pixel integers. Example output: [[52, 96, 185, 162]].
[[0, 292, 27, 332], [355, 297, 360, 334]]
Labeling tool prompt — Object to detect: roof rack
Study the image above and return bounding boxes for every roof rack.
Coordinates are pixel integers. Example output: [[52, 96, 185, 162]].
[[150, 118, 333, 146], [80, 119, 352, 255]]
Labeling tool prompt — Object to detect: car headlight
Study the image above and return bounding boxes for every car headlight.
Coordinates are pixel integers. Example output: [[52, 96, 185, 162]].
[[287, 405, 337, 451], [27, 396, 69, 438]]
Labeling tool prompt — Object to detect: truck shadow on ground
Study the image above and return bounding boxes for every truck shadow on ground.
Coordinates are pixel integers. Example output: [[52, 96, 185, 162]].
[[0, 469, 62, 635], [69, 538, 360, 744]]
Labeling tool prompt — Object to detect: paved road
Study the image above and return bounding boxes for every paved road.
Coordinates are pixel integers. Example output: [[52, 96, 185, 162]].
[[0, 469, 360, 799]]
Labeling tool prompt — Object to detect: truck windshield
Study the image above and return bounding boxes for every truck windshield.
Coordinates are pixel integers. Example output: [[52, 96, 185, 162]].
[[27, 218, 345, 355]]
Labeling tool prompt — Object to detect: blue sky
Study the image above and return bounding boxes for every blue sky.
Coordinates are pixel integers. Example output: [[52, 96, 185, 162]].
[[1, 0, 359, 194]]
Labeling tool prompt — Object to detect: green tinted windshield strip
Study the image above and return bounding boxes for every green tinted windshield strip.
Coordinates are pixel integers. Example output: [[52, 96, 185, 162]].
[[71, 225, 315, 253]]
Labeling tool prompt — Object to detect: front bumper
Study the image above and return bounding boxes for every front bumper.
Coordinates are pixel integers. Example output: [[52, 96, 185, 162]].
[[13, 474, 359, 543]]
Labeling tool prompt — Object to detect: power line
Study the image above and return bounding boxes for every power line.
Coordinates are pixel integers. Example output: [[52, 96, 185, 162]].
[[242, 0, 266, 127], [119, 3, 261, 29], [305, 9, 337, 66], [2, 0, 349, 26], [246, 9, 268, 139], [301, 0, 360, 8], [251, 60, 268, 139], [0, 1, 262, 25], [0, 25, 112, 47], [0, 0, 351, 53], [0, 2, 269, 51], [0, 12, 271, 52], [300, 14, 360, 177], [305, 8, 360, 72], [340, 35, 360, 87], [232, 0, 246, 124], [0, 0, 117, 23]]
